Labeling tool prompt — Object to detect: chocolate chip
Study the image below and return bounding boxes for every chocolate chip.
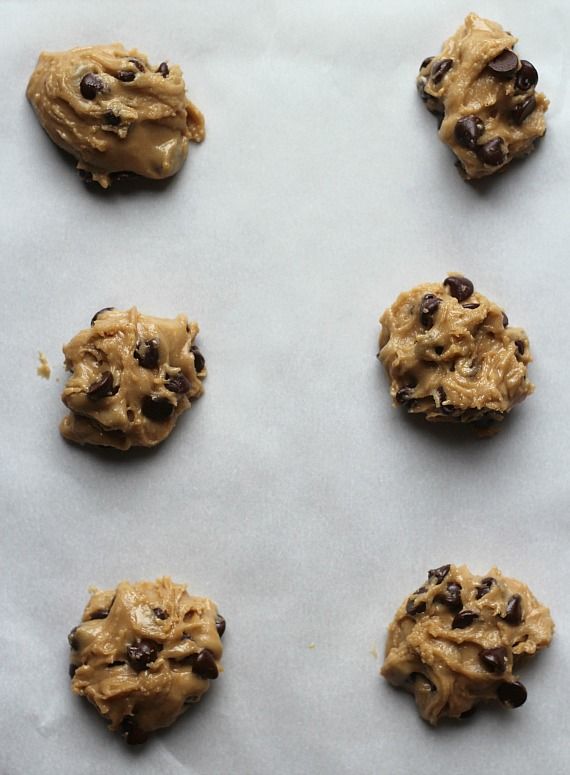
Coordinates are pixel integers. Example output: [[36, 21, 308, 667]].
[[165, 373, 191, 394], [420, 56, 434, 71], [462, 303, 480, 310], [454, 116, 484, 150], [498, 681, 527, 708], [141, 395, 175, 421], [396, 387, 415, 405], [191, 345, 205, 373], [480, 646, 508, 673], [126, 639, 160, 672], [128, 57, 145, 72], [80, 73, 105, 100], [215, 614, 226, 638], [406, 597, 427, 616], [431, 59, 453, 84], [515, 340, 525, 355], [90, 307, 114, 326], [120, 715, 149, 745], [502, 312, 509, 328], [476, 576, 496, 599], [87, 371, 118, 401], [69, 663, 78, 678], [516, 60, 538, 91], [477, 138, 505, 166], [452, 610, 479, 629], [512, 95, 536, 125], [186, 649, 219, 679], [116, 70, 136, 82], [503, 594, 523, 626], [104, 111, 121, 126], [153, 607, 169, 620], [133, 338, 160, 370], [157, 62, 170, 77], [434, 346, 444, 356], [488, 50, 518, 78], [436, 582, 463, 612], [89, 609, 110, 620], [437, 387, 454, 415], [68, 627, 79, 650], [420, 294, 441, 329], [444, 276, 474, 302], [428, 565, 450, 584]]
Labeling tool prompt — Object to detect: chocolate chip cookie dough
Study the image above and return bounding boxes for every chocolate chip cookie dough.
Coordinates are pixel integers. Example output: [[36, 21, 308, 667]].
[[69, 578, 225, 744], [381, 564, 554, 725], [60, 307, 206, 450], [417, 13, 548, 179], [27, 44, 204, 188], [378, 276, 533, 425]]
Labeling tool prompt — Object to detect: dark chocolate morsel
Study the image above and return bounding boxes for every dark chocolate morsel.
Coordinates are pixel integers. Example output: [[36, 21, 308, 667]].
[[87, 371, 118, 401], [512, 95, 536, 125], [431, 58, 453, 84], [436, 582, 463, 612], [126, 639, 160, 672], [191, 345, 205, 373], [89, 609, 110, 620], [515, 340, 525, 355], [428, 565, 451, 584], [90, 307, 114, 326], [444, 275, 474, 302], [134, 338, 160, 370], [215, 614, 226, 638], [80, 73, 105, 100], [120, 715, 149, 745], [116, 70, 136, 82], [454, 115, 484, 150], [69, 664, 78, 678], [157, 62, 169, 77], [141, 395, 175, 421], [476, 576, 496, 599], [128, 57, 145, 72], [420, 294, 441, 329], [104, 111, 121, 126], [395, 387, 415, 405], [477, 137, 505, 166], [437, 386, 455, 415], [420, 56, 434, 71], [68, 627, 79, 650], [516, 60, 538, 91], [503, 594, 523, 626], [165, 373, 191, 394], [186, 649, 219, 680], [153, 607, 169, 620], [462, 303, 480, 310], [452, 609, 479, 629], [502, 312, 509, 328], [488, 49, 518, 78], [498, 681, 527, 708], [406, 597, 427, 616], [480, 646, 508, 673]]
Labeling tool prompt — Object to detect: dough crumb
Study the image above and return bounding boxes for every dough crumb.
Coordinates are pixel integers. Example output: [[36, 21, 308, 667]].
[[36, 351, 51, 379], [381, 564, 553, 725], [307, 642, 316, 650]]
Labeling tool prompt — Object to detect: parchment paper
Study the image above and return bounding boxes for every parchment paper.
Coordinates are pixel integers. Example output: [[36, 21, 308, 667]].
[[1, 1, 569, 773]]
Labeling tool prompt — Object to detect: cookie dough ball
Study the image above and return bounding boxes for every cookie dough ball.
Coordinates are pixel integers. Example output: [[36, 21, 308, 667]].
[[381, 564, 553, 725], [60, 307, 206, 450], [27, 44, 204, 188], [68, 577, 226, 744], [417, 13, 548, 179], [378, 275, 533, 425]]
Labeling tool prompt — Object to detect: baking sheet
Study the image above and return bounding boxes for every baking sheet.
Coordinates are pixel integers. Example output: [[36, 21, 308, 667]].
[[1, 1, 569, 773]]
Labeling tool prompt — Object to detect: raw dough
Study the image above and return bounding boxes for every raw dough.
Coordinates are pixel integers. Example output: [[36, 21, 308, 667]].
[[381, 564, 553, 725], [68, 577, 225, 744], [417, 13, 548, 179], [60, 307, 206, 450], [27, 44, 204, 188], [378, 275, 533, 425]]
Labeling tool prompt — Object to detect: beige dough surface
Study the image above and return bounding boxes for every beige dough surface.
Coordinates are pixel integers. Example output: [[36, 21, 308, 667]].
[[27, 43, 204, 188], [378, 275, 533, 425], [417, 13, 548, 179], [60, 307, 205, 450], [381, 564, 554, 725], [69, 578, 225, 744]]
